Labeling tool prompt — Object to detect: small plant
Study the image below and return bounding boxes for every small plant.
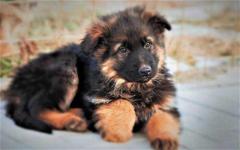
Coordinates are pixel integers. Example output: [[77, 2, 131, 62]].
[[0, 56, 20, 77]]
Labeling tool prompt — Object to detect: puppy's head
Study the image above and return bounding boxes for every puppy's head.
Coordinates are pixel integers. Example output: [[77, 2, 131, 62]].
[[82, 6, 171, 85]]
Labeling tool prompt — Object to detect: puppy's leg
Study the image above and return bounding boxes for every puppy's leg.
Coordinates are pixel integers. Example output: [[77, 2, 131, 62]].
[[95, 99, 136, 143], [38, 109, 87, 132], [36, 64, 88, 132], [145, 108, 180, 150], [68, 108, 85, 117], [27, 90, 87, 133]]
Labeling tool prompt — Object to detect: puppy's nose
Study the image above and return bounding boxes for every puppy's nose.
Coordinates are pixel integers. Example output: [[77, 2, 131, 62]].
[[138, 65, 152, 77]]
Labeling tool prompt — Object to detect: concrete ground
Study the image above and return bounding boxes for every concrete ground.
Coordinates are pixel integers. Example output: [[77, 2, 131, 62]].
[[0, 67, 239, 150]]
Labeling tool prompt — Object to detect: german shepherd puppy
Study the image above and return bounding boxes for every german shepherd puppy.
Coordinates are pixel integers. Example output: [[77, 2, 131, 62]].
[[3, 6, 180, 150]]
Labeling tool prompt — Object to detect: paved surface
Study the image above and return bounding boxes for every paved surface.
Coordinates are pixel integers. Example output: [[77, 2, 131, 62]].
[[0, 67, 239, 150]]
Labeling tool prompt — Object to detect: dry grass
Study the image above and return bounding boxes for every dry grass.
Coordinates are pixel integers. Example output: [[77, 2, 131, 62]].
[[127, 0, 189, 9], [167, 37, 197, 66], [0, 1, 92, 77], [173, 68, 224, 83], [0, 2, 91, 54], [167, 35, 240, 63], [189, 36, 240, 57], [173, 59, 240, 83], [175, 9, 240, 32], [167, 35, 240, 82]]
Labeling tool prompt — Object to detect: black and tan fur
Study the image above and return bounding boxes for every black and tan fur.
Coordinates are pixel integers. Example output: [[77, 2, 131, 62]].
[[3, 6, 180, 150]]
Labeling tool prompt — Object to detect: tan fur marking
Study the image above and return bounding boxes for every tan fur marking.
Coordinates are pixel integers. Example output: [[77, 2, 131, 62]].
[[115, 78, 126, 87], [101, 59, 117, 78], [88, 16, 116, 41], [155, 46, 165, 69], [68, 108, 84, 117], [141, 10, 155, 22], [95, 99, 136, 143], [146, 80, 153, 86], [94, 47, 107, 60], [39, 110, 87, 132], [146, 46, 165, 86], [113, 43, 122, 52], [125, 82, 133, 89], [146, 36, 155, 43], [59, 71, 79, 111], [101, 59, 127, 88], [145, 110, 179, 149], [108, 16, 117, 25], [141, 29, 150, 37], [88, 22, 106, 40]]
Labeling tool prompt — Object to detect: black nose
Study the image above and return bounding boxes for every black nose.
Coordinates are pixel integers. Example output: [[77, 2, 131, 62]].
[[138, 65, 152, 77]]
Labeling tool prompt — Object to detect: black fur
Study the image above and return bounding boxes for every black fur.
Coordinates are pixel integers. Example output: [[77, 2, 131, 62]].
[[3, 44, 82, 133], [3, 6, 179, 133]]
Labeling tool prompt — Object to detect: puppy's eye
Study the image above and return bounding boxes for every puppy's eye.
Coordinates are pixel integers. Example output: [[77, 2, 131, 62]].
[[118, 46, 129, 54], [144, 41, 153, 49]]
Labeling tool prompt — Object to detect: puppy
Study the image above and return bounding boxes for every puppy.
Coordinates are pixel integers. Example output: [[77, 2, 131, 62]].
[[4, 6, 180, 150]]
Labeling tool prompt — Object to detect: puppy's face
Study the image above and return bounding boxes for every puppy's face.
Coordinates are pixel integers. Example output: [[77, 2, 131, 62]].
[[84, 6, 171, 84], [111, 35, 158, 83]]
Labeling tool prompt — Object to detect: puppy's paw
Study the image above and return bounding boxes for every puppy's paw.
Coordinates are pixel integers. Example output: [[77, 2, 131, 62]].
[[101, 129, 132, 143], [95, 117, 133, 143], [146, 111, 180, 150], [151, 138, 178, 150], [94, 100, 136, 143], [64, 116, 87, 132]]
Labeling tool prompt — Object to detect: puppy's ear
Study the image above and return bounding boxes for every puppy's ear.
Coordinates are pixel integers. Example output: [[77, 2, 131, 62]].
[[141, 9, 171, 34], [148, 15, 171, 32], [87, 21, 108, 42], [81, 21, 108, 54]]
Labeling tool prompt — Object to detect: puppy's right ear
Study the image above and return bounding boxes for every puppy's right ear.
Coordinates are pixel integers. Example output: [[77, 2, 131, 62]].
[[87, 21, 107, 41], [81, 21, 108, 54]]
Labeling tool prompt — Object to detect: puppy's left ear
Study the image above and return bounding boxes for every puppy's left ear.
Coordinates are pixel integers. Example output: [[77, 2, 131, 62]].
[[142, 10, 171, 34]]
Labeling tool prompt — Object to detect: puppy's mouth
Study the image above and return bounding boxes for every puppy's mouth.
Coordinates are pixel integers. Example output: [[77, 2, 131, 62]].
[[117, 71, 155, 84], [137, 76, 152, 83], [125, 74, 153, 83]]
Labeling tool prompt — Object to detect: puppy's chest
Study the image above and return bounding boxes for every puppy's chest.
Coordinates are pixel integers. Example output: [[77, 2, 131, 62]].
[[88, 90, 158, 121], [132, 100, 156, 122]]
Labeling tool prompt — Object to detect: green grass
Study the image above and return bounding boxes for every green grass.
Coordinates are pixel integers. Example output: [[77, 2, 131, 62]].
[[0, 56, 20, 77]]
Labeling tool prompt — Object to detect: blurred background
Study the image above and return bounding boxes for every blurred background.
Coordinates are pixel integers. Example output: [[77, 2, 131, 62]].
[[0, 1, 239, 150], [0, 0, 239, 82]]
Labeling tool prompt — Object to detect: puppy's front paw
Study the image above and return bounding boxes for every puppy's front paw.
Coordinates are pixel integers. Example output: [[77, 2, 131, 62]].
[[94, 100, 136, 143], [151, 138, 178, 150], [145, 111, 180, 150], [100, 127, 132, 143], [95, 115, 133, 143]]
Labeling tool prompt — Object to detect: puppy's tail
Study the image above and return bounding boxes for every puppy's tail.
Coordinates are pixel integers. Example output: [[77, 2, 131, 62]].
[[11, 108, 53, 134], [3, 92, 52, 134]]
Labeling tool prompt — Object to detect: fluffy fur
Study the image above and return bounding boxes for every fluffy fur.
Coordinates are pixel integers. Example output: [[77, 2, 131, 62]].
[[3, 6, 180, 150]]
